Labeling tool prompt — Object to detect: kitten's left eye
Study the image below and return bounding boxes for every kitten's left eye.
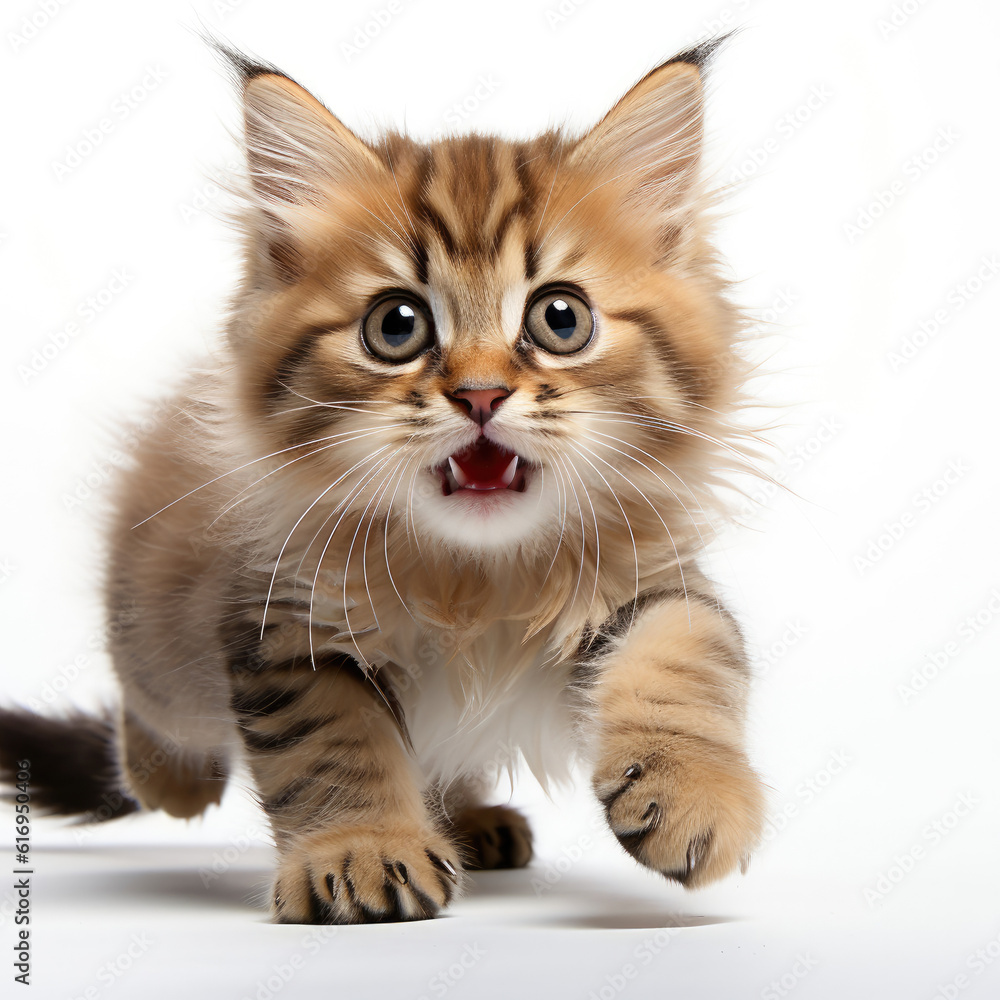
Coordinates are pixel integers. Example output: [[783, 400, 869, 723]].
[[362, 294, 434, 362], [524, 287, 595, 354]]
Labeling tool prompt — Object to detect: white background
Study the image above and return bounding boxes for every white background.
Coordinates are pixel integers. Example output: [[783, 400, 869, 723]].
[[2, 0, 999, 997]]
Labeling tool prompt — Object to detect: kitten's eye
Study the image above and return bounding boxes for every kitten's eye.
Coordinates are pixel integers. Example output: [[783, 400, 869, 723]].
[[362, 294, 434, 362], [524, 287, 595, 354]]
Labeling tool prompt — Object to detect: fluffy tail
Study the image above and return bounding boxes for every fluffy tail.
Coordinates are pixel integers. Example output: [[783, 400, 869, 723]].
[[0, 706, 139, 821]]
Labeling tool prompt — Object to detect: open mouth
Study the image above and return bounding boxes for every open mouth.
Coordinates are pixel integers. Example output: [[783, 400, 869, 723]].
[[437, 436, 529, 496]]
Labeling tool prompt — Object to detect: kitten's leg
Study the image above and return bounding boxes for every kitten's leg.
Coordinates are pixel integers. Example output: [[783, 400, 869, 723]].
[[229, 651, 461, 924], [435, 776, 533, 870], [586, 590, 766, 887], [450, 804, 534, 871], [119, 710, 228, 819]]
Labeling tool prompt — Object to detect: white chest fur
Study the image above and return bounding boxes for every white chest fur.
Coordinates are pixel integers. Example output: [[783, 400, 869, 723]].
[[380, 619, 579, 792]]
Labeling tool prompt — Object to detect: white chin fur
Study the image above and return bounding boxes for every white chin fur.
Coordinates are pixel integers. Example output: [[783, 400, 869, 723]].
[[409, 468, 553, 551]]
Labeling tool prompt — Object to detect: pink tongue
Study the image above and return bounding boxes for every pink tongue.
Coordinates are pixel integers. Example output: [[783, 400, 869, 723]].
[[451, 437, 515, 489]]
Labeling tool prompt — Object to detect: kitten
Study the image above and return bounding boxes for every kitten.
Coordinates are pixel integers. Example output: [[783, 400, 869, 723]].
[[1, 38, 767, 924]]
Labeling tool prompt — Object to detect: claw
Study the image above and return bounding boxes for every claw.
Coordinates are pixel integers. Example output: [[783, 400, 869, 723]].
[[686, 832, 712, 876], [386, 861, 409, 886], [427, 851, 459, 881], [324, 872, 337, 899], [624, 763, 643, 780]]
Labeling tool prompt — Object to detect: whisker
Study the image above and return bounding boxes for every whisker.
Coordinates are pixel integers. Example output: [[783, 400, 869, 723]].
[[271, 382, 396, 419], [347, 447, 413, 638], [538, 453, 569, 589], [566, 408, 775, 483], [260, 445, 392, 638], [307, 447, 406, 670], [551, 454, 588, 615], [295, 449, 401, 582], [578, 427, 715, 557], [209, 425, 403, 528], [132, 427, 399, 529], [567, 443, 640, 629], [558, 452, 601, 615], [572, 438, 690, 628], [383, 452, 420, 622]]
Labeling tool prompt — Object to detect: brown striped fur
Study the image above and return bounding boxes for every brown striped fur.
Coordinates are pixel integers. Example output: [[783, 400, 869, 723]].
[[38, 38, 770, 923]]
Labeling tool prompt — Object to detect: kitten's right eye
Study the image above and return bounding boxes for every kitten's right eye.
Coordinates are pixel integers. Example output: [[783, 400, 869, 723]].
[[362, 294, 434, 362]]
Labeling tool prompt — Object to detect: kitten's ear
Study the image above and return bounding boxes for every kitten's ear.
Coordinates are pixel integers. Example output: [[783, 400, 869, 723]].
[[570, 41, 720, 215], [212, 44, 385, 282], [241, 70, 384, 207]]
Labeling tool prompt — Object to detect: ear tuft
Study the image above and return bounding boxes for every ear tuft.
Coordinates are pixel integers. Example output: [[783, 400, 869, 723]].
[[662, 31, 734, 73], [205, 40, 389, 284], [205, 35, 289, 88], [570, 35, 731, 217], [207, 39, 385, 210]]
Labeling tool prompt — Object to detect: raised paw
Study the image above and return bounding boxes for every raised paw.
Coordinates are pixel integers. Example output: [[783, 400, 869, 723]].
[[451, 804, 533, 870], [272, 824, 462, 924], [594, 733, 766, 888]]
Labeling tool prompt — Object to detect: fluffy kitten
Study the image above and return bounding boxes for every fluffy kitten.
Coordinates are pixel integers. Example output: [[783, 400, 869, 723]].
[[0, 38, 766, 923]]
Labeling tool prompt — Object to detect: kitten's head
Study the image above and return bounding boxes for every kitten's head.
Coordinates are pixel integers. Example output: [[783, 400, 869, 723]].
[[222, 41, 745, 592]]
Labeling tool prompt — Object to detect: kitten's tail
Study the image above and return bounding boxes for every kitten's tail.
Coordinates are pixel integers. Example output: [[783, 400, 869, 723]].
[[0, 706, 139, 822]]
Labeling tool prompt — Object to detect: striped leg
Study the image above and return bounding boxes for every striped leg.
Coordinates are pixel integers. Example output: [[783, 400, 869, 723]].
[[587, 591, 766, 887], [229, 650, 461, 923]]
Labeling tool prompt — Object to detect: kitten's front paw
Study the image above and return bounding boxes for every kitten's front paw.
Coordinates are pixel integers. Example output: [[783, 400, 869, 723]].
[[594, 733, 766, 888], [272, 824, 462, 924]]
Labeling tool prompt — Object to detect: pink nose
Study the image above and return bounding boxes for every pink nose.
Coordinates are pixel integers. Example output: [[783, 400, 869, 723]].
[[449, 386, 512, 425]]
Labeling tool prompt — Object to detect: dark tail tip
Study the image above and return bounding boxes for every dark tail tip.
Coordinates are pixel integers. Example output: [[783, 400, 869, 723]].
[[0, 706, 139, 822]]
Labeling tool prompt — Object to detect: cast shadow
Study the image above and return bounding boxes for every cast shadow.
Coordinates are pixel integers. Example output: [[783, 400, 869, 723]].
[[465, 868, 738, 930]]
